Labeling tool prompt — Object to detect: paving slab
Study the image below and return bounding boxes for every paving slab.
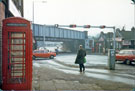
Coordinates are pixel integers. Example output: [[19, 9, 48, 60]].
[[40, 81, 56, 90]]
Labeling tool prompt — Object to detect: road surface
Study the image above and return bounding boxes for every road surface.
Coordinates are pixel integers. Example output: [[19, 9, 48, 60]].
[[33, 54, 135, 86]]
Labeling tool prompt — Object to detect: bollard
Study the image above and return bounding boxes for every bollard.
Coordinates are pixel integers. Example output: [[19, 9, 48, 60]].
[[108, 49, 115, 70]]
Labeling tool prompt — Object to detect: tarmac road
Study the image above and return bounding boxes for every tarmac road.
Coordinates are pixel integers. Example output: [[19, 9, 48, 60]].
[[55, 53, 135, 68], [32, 54, 135, 90]]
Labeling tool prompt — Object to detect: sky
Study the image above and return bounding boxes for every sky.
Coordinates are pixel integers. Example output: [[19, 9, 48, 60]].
[[24, 0, 135, 36]]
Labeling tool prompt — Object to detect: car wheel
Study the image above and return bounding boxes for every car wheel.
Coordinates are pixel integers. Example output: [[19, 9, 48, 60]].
[[125, 60, 132, 65], [50, 55, 54, 59], [126, 60, 132, 65], [129, 61, 132, 65], [123, 60, 127, 64], [115, 60, 117, 63], [33, 56, 36, 60]]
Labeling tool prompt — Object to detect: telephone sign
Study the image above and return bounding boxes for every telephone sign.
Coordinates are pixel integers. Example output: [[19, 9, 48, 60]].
[[6, 23, 27, 27]]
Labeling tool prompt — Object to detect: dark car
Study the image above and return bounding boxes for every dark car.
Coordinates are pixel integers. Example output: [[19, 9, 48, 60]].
[[115, 49, 135, 64]]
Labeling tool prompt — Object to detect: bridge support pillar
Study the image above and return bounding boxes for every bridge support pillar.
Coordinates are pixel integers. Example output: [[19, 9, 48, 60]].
[[63, 40, 85, 53]]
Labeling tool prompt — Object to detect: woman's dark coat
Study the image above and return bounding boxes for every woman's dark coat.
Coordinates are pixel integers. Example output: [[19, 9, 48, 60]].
[[75, 49, 86, 64]]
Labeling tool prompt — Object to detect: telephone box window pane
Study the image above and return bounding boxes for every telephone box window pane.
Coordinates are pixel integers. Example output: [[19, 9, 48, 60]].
[[11, 58, 25, 63], [11, 39, 25, 44], [11, 45, 25, 50], [12, 72, 23, 77], [11, 32, 25, 38], [11, 51, 23, 56]]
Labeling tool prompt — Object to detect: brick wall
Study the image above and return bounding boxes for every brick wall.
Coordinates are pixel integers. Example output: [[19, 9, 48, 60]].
[[0, 2, 5, 86]]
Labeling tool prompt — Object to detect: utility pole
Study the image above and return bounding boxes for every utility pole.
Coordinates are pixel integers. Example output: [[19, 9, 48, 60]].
[[131, 0, 135, 27], [113, 27, 116, 50], [32, 0, 47, 32], [32, 0, 47, 49]]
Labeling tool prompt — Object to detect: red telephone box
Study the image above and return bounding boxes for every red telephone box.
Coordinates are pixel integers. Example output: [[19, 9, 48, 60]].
[[2, 17, 33, 90]]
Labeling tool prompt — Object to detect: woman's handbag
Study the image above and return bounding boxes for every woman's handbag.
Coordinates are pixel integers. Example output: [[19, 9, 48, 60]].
[[84, 57, 86, 63]]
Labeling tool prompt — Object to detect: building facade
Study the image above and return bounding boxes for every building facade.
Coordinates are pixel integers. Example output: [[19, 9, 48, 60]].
[[0, 0, 23, 87], [94, 27, 135, 54], [94, 32, 114, 54], [119, 27, 135, 49]]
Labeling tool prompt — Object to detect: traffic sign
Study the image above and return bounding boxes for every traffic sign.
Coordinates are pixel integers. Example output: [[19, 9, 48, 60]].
[[84, 25, 91, 28], [131, 0, 135, 3], [55, 24, 59, 28], [100, 25, 106, 29], [69, 24, 76, 28]]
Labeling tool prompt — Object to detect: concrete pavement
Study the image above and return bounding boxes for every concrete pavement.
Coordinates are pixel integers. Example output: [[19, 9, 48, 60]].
[[33, 66, 102, 90]]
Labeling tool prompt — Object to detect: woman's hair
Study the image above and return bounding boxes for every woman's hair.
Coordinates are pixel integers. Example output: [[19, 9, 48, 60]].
[[79, 45, 83, 49]]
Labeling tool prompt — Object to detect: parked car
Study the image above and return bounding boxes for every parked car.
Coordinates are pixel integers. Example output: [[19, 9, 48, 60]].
[[115, 49, 135, 64], [33, 50, 56, 59]]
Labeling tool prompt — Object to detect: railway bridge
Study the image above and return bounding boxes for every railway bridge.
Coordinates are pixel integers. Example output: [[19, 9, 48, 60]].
[[32, 24, 88, 52]]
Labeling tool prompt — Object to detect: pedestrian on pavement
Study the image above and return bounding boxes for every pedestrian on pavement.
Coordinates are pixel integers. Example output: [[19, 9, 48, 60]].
[[55, 48, 59, 55], [75, 45, 86, 72]]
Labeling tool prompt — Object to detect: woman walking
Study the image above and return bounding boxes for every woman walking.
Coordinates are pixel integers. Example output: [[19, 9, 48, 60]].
[[75, 45, 86, 72]]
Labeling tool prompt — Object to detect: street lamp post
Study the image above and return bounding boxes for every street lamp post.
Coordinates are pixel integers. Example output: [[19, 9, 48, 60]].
[[32, 0, 47, 28], [113, 27, 116, 50], [131, 0, 135, 27], [134, 3, 135, 27], [32, 0, 47, 48], [32, 0, 47, 24], [33, 1, 34, 25]]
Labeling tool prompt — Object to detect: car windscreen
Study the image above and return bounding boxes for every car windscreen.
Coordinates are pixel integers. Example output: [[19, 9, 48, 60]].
[[132, 51, 135, 55], [33, 50, 42, 53], [119, 50, 133, 55], [40, 50, 44, 53], [119, 51, 124, 54], [123, 51, 133, 55], [33, 51, 38, 53]]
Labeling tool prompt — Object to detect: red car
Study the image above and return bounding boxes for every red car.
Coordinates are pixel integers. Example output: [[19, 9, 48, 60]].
[[115, 49, 135, 64], [33, 50, 56, 59]]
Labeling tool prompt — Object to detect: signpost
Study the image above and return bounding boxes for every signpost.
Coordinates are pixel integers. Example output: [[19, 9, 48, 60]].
[[131, 0, 135, 27]]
